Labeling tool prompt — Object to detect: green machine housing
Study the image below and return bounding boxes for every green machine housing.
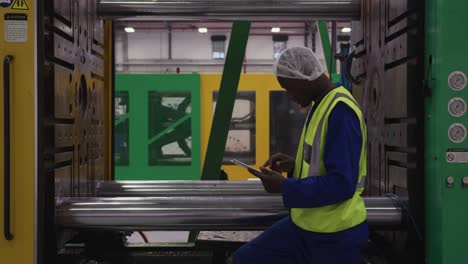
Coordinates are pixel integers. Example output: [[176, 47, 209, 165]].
[[425, 0, 468, 263], [114, 74, 201, 180], [351, 0, 468, 263]]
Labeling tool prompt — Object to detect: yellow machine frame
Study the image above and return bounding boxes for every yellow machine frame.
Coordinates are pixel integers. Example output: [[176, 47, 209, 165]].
[[0, 1, 36, 262], [200, 74, 283, 180], [0, 1, 114, 262]]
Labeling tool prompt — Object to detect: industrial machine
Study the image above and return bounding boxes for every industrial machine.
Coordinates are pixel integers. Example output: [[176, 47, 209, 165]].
[[114, 73, 301, 181], [0, 0, 466, 263], [114, 73, 201, 181]]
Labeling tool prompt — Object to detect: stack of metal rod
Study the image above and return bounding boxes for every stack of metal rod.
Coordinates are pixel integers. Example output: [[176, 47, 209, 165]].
[[97, 0, 361, 20], [56, 181, 403, 231]]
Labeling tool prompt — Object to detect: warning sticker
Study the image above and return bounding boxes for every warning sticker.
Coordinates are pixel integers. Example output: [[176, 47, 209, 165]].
[[447, 151, 468, 163], [11, 0, 28, 10], [4, 13, 27, 42]]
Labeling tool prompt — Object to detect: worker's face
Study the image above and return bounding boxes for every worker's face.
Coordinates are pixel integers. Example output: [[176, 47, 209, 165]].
[[277, 77, 322, 107]]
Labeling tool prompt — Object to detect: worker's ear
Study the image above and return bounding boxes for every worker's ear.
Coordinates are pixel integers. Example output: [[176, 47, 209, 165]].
[[278, 77, 306, 91]]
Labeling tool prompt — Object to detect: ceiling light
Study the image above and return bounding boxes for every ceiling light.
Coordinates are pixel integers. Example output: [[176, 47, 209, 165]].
[[271, 27, 281, 33], [198, 27, 208, 33], [124, 27, 135, 33], [341, 27, 351, 33]]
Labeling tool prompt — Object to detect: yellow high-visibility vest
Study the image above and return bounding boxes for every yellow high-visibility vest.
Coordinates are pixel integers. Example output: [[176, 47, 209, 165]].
[[291, 86, 367, 233]]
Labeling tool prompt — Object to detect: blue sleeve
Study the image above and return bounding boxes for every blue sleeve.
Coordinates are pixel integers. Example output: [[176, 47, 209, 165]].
[[281, 102, 362, 208]]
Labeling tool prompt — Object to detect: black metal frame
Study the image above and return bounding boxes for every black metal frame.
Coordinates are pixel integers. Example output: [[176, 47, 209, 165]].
[[3, 55, 14, 241], [36, 0, 50, 263]]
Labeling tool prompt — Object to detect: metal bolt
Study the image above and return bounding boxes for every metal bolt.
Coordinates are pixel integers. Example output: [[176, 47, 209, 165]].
[[447, 153, 455, 162], [463, 177, 468, 186], [447, 176, 455, 185]]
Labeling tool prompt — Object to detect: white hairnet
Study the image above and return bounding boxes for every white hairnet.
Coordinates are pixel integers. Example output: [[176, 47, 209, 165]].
[[273, 47, 325, 81]]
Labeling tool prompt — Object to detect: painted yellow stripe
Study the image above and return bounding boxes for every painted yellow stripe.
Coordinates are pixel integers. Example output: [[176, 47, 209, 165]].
[[200, 74, 283, 180]]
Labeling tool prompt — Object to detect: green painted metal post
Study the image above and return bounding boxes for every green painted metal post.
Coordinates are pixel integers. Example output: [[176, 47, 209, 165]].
[[318, 21, 336, 74], [201, 21, 251, 180]]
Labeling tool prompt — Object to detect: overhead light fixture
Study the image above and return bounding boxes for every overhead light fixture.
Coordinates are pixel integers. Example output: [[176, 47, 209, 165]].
[[124, 27, 135, 33], [271, 27, 281, 33], [198, 27, 208, 33], [341, 27, 351, 33]]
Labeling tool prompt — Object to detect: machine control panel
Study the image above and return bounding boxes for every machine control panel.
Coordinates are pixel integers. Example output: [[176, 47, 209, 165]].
[[448, 123, 467, 143], [448, 71, 467, 91], [448, 97, 467, 117], [447, 71, 467, 145]]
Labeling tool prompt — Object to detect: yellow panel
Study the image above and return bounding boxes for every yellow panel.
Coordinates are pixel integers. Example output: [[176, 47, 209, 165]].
[[0, 0, 36, 263], [200, 74, 283, 180]]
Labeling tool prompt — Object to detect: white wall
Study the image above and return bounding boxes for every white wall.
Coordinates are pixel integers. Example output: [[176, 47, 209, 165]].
[[172, 31, 214, 60], [244, 36, 273, 60], [127, 31, 169, 60], [115, 25, 330, 74]]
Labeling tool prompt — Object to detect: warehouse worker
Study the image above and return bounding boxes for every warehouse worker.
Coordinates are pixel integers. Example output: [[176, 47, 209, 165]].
[[234, 47, 368, 264]]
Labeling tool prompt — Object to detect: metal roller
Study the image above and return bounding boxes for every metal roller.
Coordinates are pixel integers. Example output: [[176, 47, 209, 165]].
[[97, 0, 361, 20], [100, 180, 264, 186], [97, 180, 265, 189], [96, 181, 267, 196], [56, 196, 402, 231], [98, 189, 270, 196]]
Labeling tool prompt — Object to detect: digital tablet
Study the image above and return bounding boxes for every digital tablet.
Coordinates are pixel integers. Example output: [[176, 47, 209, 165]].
[[230, 159, 262, 174]]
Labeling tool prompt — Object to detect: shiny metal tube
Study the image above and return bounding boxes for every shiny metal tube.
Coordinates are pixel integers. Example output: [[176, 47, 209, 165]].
[[108, 180, 261, 184], [57, 196, 402, 231], [97, 0, 361, 20], [97, 180, 265, 189], [96, 181, 266, 197], [98, 189, 269, 197], [101, 180, 264, 186]]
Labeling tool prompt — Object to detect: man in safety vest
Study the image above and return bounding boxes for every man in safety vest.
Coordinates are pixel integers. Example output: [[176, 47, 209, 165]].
[[234, 47, 368, 264]]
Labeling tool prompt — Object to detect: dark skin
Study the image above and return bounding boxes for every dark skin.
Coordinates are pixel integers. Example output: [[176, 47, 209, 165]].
[[277, 74, 333, 108], [248, 74, 333, 193]]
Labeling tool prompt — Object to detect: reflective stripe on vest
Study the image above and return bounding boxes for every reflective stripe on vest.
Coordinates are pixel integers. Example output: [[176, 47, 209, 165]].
[[302, 92, 366, 190], [291, 86, 367, 233]]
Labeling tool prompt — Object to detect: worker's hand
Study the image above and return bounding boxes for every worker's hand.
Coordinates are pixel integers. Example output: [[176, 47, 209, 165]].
[[263, 153, 295, 173], [247, 167, 285, 193]]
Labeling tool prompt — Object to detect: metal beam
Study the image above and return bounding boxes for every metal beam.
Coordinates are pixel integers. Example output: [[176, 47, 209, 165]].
[[97, 188, 269, 197], [97, 180, 265, 188], [96, 180, 265, 196], [56, 196, 402, 231], [97, 0, 361, 20], [201, 21, 250, 180], [318, 21, 336, 74]]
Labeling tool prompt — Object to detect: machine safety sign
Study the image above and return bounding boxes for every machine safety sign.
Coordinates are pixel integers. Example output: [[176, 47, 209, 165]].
[[0, 0, 29, 10], [11, 0, 28, 10], [4, 13, 27, 42]]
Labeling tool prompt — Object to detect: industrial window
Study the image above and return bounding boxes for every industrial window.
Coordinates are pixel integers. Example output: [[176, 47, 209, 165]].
[[148, 91, 193, 166], [273, 35, 289, 59], [269, 91, 308, 157], [213, 91, 256, 164], [114, 92, 130, 166], [212, 35, 226, 59]]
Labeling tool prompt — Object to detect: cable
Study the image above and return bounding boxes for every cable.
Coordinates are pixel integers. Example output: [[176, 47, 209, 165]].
[[383, 193, 423, 241], [231, 112, 254, 122], [138, 231, 149, 243]]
